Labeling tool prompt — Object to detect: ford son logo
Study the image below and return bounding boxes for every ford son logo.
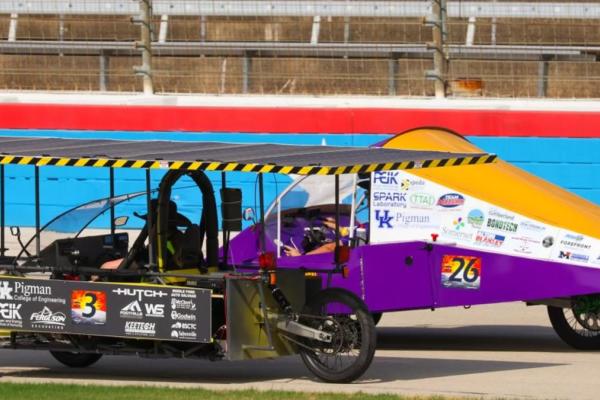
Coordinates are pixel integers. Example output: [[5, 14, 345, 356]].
[[437, 193, 465, 208]]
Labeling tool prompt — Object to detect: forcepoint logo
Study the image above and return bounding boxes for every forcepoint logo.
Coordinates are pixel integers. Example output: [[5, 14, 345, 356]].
[[0, 281, 13, 300]]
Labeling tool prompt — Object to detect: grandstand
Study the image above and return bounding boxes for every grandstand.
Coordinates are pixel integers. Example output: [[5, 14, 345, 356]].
[[1, 1, 600, 98]]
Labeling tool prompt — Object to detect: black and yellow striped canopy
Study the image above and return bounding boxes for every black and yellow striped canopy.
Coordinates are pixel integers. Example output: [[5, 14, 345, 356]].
[[0, 137, 496, 175]]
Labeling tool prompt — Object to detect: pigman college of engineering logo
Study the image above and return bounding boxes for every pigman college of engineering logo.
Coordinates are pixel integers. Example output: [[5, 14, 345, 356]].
[[0, 281, 13, 300]]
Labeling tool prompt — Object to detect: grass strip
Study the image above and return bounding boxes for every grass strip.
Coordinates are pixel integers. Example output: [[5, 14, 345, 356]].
[[0, 382, 452, 400]]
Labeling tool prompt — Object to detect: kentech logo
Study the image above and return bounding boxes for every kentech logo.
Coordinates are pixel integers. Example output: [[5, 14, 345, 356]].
[[0, 281, 13, 300]]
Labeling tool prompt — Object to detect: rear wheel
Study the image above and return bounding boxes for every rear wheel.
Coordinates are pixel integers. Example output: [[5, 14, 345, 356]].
[[548, 295, 600, 350], [50, 351, 103, 368], [298, 288, 376, 383]]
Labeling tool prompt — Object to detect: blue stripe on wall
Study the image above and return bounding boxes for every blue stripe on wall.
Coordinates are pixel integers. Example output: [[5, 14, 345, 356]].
[[0, 130, 598, 229]]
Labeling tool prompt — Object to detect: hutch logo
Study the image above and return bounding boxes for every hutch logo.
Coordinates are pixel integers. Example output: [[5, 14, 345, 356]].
[[437, 193, 465, 208]]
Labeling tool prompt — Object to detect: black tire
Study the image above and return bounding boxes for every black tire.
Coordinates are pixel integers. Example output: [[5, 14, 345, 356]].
[[298, 288, 376, 383], [371, 312, 383, 326], [50, 351, 103, 368], [548, 305, 600, 350]]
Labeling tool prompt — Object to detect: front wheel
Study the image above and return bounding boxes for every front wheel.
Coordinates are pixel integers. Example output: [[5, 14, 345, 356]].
[[548, 295, 600, 350], [298, 288, 376, 383], [50, 351, 103, 368]]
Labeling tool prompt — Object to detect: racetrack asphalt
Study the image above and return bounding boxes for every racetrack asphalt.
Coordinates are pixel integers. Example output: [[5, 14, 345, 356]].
[[1, 302, 598, 399]]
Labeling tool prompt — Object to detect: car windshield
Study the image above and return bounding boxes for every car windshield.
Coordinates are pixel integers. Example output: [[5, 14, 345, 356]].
[[17, 191, 148, 259], [264, 174, 361, 257]]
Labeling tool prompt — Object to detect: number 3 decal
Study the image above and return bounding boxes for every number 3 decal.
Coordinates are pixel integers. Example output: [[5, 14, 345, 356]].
[[82, 292, 98, 318], [441, 255, 482, 289]]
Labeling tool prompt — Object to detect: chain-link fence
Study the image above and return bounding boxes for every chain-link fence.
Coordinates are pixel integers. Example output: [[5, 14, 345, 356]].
[[1, 1, 599, 98]]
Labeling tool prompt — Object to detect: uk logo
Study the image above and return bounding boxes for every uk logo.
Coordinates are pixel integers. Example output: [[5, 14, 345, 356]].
[[0, 281, 13, 300], [375, 210, 393, 228]]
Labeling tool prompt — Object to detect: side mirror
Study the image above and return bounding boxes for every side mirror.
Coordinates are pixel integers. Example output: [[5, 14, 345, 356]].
[[113, 216, 129, 227], [243, 208, 255, 222], [10, 226, 20, 237]]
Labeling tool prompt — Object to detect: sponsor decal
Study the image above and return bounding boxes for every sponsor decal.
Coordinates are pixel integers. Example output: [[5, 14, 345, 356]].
[[409, 192, 435, 209], [372, 191, 407, 208], [437, 193, 465, 208], [9, 282, 53, 302], [112, 288, 168, 302], [565, 233, 584, 241], [559, 251, 589, 263], [452, 217, 465, 231], [124, 321, 156, 337], [373, 171, 399, 185], [542, 236, 554, 248], [560, 233, 591, 250], [592, 255, 600, 265], [171, 298, 196, 311], [560, 240, 591, 250], [171, 289, 197, 299], [0, 303, 22, 326], [394, 212, 434, 227], [488, 208, 516, 221], [441, 226, 473, 241], [144, 303, 165, 318], [520, 220, 546, 233], [121, 300, 164, 319], [374, 209, 393, 228], [171, 321, 197, 330], [120, 300, 143, 319], [171, 310, 196, 321], [400, 178, 425, 191], [71, 290, 107, 325], [441, 255, 481, 290], [474, 231, 505, 248], [486, 218, 518, 233], [511, 236, 540, 255], [30, 306, 66, 329], [467, 209, 484, 228], [171, 330, 197, 339], [0, 281, 13, 300]]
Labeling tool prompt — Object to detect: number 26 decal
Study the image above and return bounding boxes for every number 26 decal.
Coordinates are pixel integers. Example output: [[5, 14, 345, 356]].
[[441, 255, 482, 289]]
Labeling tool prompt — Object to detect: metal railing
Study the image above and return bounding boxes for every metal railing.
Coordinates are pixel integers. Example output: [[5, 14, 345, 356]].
[[2, 1, 600, 97], [2, 1, 600, 19]]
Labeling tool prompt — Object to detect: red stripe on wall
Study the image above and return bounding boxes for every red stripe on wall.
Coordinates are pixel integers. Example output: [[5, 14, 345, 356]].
[[1, 103, 600, 137]]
